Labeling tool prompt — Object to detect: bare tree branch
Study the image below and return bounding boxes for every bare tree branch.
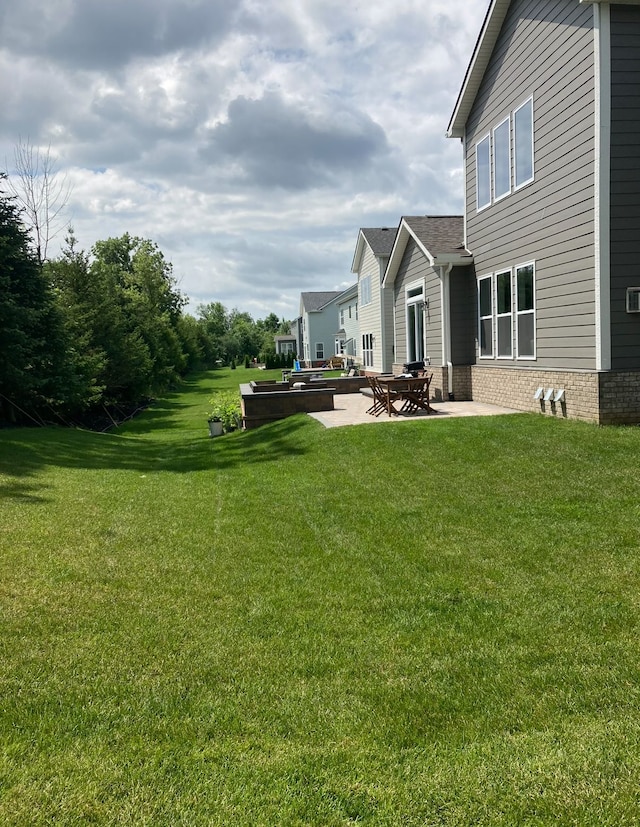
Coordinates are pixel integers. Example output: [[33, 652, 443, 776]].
[[5, 137, 72, 264]]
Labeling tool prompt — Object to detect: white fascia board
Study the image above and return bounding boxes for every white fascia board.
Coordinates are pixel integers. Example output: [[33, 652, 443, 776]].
[[383, 219, 472, 288], [447, 0, 511, 138], [351, 230, 367, 274], [382, 221, 412, 288]]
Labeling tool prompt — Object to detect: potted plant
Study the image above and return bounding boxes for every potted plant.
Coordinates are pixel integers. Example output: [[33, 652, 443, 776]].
[[207, 390, 242, 435], [207, 415, 224, 437]]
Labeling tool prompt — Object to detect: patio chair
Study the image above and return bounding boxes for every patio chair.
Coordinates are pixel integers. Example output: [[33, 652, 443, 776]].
[[400, 373, 433, 414], [366, 376, 401, 417]]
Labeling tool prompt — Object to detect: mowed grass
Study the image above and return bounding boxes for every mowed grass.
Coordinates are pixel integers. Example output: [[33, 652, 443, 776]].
[[2, 369, 640, 825]]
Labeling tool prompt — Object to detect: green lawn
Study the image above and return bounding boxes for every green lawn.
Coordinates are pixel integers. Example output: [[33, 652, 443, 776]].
[[2, 369, 640, 825]]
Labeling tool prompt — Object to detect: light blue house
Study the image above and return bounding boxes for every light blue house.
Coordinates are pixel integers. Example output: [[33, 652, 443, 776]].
[[299, 291, 343, 366]]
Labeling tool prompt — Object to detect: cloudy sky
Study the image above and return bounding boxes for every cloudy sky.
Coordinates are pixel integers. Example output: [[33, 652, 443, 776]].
[[0, 0, 488, 320]]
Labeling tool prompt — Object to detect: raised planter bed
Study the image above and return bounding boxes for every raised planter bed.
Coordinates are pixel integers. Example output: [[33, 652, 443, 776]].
[[240, 383, 336, 429]]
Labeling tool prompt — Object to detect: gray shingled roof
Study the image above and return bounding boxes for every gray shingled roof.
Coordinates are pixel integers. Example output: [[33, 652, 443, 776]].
[[402, 216, 469, 257], [301, 291, 343, 312], [361, 227, 396, 257]]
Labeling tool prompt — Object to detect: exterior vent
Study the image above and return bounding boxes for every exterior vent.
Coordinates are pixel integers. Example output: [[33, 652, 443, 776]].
[[626, 288, 640, 313]]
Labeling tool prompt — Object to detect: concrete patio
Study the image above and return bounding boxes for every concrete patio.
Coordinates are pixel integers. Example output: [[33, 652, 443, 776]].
[[308, 392, 521, 428]]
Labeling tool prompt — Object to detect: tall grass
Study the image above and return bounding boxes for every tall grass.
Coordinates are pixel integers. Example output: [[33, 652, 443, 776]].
[[2, 369, 640, 825]]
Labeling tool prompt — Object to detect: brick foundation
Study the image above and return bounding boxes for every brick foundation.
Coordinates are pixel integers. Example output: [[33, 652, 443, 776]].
[[471, 365, 640, 425], [384, 363, 640, 423]]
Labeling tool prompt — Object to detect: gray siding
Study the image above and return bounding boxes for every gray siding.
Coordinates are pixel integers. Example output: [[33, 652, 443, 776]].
[[610, 4, 640, 369], [450, 266, 477, 364], [465, 0, 597, 370], [392, 239, 442, 366]]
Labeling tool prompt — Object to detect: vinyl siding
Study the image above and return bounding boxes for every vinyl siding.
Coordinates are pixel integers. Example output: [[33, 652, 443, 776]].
[[392, 239, 442, 366], [357, 245, 393, 372], [465, 0, 597, 370], [450, 266, 477, 364], [610, 4, 640, 369]]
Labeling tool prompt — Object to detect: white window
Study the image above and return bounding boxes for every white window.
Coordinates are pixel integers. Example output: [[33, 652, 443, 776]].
[[355, 302, 358, 320], [493, 117, 511, 201], [360, 275, 372, 306], [315, 342, 324, 360], [476, 135, 491, 211], [516, 263, 535, 359], [496, 270, 512, 358], [362, 333, 374, 367], [340, 309, 344, 326], [478, 275, 493, 358], [514, 97, 534, 189], [405, 283, 425, 363]]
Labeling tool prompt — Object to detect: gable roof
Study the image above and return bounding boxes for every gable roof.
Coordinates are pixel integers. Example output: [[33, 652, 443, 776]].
[[447, 0, 511, 139], [351, 226, 397, 273], [446, 0, 640, 138], [300, 291, 343, 313], [383, 216, 472, 287], [336, 282, 358, 305]]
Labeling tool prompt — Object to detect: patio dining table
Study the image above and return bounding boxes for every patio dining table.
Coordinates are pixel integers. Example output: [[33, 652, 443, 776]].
[[375, 374, 433, 417]]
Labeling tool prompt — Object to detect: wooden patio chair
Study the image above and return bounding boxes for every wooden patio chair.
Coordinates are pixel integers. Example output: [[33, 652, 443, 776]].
[[367, 376, 401, 417], [400, 373, 433, 414]]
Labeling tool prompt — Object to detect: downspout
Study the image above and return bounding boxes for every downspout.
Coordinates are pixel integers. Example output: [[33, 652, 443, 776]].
[[594, 1, 611, 371], [439, 263, 454, 400]]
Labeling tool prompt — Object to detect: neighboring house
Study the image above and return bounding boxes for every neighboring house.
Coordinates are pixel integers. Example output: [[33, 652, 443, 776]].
[[382, 216, 474, 400], [444, 0, 640, 424], [274, 334, 297, 356], [299, 291, 343, 366], [290, 317, 304, 360], [351, 227, 396, 374], [335, 282, 359, 361]]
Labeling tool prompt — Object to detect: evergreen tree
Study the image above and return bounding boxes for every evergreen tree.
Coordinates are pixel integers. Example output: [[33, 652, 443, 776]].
[[0, 179, 67, 423]]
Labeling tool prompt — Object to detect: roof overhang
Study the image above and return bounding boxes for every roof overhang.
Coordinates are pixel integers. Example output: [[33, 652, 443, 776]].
[[351, 230, 370, 273], [448, 0, 640, 138], [382, 219, 473, 288], [447, 0, 511, 139]]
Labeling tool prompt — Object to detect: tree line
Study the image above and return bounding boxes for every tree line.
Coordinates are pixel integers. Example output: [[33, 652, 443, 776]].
[[0, 177, 292, 427]]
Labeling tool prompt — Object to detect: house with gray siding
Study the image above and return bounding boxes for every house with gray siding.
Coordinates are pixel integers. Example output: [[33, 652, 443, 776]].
[[446, 0, 640, 423], [383, 216, 475, 401], [351, 227, 396, 374]]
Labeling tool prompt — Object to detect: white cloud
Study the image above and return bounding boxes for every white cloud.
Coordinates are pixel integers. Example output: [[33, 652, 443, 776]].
[[0, 0, 489, 320]]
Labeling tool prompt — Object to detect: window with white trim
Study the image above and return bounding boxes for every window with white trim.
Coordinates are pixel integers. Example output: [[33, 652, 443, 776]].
[[339, 309, 344, 326], [496, 269, 512, 358], [476, 135, 491, 211], [315, 342, 324, 360], [362, 333, 374, 367], [478, 275, 493, 358], [360, 275, 372, 306], [516, 263, 535, 359], [474, 97, 534, 212], [493, 117, 511, 201], [514, 98, 534, 189], [406, 283, 425, 363]]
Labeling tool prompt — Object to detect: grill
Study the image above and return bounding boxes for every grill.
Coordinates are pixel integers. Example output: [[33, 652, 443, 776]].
[[402, 360, 424, 376]]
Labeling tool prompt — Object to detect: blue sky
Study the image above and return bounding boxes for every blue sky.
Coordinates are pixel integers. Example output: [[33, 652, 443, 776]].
[[0, 0, 488, 320]]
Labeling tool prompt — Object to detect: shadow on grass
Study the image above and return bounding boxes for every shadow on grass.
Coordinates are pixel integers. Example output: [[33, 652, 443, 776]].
[[0, 415, 310, 502]]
